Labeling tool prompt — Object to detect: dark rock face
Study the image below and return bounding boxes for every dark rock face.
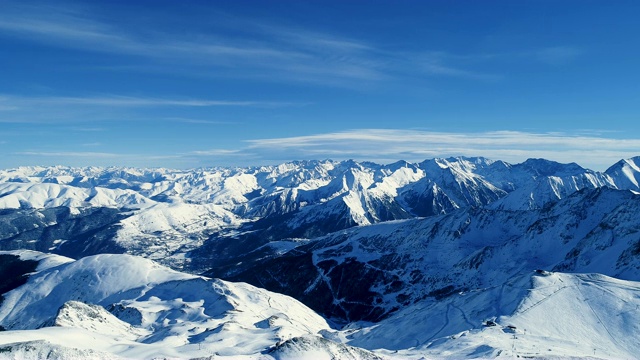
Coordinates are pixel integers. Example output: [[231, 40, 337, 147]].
[[106, 304, 144, 326], [1, 158, 640, 326], [0, 207, 127, 258], [221, 250, 394, 322], [401, 183, 459, 217], [189, 203, 359, 274], [0, 254, 38, 307], [207, 249, 342, 319], [209, 187, 640, 323]]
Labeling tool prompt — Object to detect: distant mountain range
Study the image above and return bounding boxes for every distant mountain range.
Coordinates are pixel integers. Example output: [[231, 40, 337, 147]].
[[1, 156, 640, 358]]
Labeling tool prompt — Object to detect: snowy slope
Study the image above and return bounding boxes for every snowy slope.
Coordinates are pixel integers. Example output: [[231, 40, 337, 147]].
[[0, 182, 153, 210], [1, 157, 636, 216], [605, 156, 640, 190], [222, 187, 640, 323], [2, 156, 640, 358], [342, 271, 640, 359], [0, 339, 124, 360], [0, 251, 332, 359], [268, 335, 384, 360], [0, 249, 74, 271], [488, 159, 613, 211], [2, 156, 639, 269], [41, 300, 149, 339], [2, 251, 640, 359], [113, 201, 244, 268]]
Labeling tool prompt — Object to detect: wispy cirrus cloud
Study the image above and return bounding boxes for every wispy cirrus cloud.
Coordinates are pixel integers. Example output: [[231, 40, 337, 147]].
[[189, 149, 245, 156], [12, 150, 188, 168], [0, 2, 382, 85], [69, 127, 106, 132], [0, 5, 131, 48], [532, 46, 584, 66], [0, 95, 293, 108], [12, 129, 638, 170], [0, 94, 300, 123], [162, 118, 234, 125], [0, 1, 501, 86], [187, 129, 640, 171], [16, 151, 120, 158]]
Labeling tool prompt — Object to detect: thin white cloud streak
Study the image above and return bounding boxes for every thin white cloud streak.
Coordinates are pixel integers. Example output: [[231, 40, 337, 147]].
[[0, 13, 305, 67], [449, 46, 584, 64], [190, 149, 244, 156], [70, 127, 106, 132], [11, 150, 188, 168], [162, 118, 234, 125], [0, 7, 131, 47], [247, 130, 640, 150], [16, 151, 119, 158], [533, 46, 584, 66], [7, 154, 188, 169], [11, 130, 638, 170], [0, 3, 383, 84], [0, 2, 501, 86], [200, 129, 640, 171], [0, 95, 300, 123], [0, 95, 294, 108]]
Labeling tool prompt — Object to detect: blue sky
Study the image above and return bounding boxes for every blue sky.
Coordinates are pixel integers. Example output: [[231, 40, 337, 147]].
[[1, 0, 639, 170]]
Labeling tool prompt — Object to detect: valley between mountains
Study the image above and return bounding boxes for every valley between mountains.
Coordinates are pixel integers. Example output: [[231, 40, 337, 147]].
[[1, 156, 640, 359]]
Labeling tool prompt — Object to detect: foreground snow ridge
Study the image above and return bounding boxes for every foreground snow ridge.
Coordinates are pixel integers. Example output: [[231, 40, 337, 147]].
[[0, 251, 331, 359], [0, 251, 639, 359]]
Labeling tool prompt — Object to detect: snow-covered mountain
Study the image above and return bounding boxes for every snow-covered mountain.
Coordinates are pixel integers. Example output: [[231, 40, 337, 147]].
[[1, 157, 637, 271], [2, 250, 640, 359], [344, 271, 640, 359], [0, 250, 337, 359], [2, 156, 640, 358], [218, 186, 640, 322], [604, 156, 640, 191]]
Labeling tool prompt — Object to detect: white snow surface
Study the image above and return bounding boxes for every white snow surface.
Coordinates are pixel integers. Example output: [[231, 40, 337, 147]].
[[283, 187, 640, 325], [0, 157, 637, 268], [0, 249, 74, 271], [113, 201, 244, 265], [0, 338, 125, 360], [341, 271, 640, 359], [0, 182, 152, 210], [2, 157, 640, 358], [604, 156, 640, 190], [2, 252, 640, 359], [0, 251, 331, 359]]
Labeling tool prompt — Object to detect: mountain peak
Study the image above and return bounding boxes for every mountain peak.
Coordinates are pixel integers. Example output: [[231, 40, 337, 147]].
[[517, 158, 585, 176], [604, 156, 640, 190]]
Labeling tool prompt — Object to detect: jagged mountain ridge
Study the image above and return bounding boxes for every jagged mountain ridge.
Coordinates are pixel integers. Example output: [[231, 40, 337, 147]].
[[0, 157, 637, 271], [2, 157, 640, 358], [1, 158, 640, 305], [218, 186, 640, 323]]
